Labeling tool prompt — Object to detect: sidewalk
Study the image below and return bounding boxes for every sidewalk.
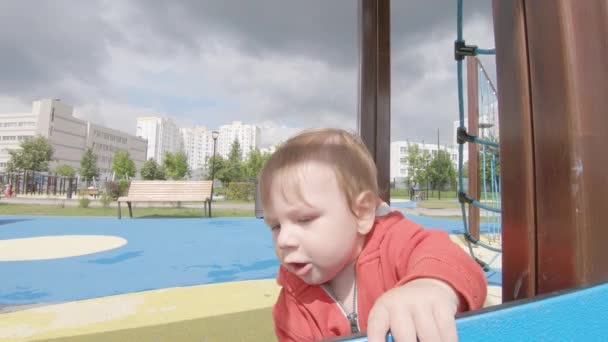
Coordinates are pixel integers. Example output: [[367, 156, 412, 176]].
[[400, 206, 462, 217], [0, 196, 254, 210]]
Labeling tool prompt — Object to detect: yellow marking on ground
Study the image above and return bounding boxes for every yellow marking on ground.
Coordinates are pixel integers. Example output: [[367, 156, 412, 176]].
[[0, 235, 127, 261], [0, 279, 280, 341]]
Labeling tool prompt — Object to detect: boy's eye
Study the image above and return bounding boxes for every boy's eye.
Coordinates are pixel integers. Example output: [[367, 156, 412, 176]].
[[298, 216, 316, 224], [270, 224, 281, 231]]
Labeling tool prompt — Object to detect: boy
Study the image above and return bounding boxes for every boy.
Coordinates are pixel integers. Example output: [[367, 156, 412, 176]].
[[259, 128, 486, 341]]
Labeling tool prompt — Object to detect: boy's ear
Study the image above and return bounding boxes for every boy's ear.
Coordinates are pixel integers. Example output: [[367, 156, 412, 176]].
[[354, 191, 377, 235]]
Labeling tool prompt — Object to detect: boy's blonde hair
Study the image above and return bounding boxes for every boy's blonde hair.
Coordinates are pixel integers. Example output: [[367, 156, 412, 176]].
[[259, 128, 378, 216]]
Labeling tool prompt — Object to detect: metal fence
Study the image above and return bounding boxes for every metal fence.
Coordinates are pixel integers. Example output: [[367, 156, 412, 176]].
[[0, 171, 114, 198]]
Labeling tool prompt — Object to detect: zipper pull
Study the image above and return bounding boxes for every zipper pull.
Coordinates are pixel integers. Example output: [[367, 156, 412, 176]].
[[346, 312, 359, 333]]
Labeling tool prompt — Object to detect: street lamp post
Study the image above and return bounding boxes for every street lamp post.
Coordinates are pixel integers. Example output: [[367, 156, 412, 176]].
[[210, 131, 219, 217]]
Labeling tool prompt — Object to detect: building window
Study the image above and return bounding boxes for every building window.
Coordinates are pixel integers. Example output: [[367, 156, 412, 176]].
[[400, 147, 407, 153], [400, 157, 407, 164]]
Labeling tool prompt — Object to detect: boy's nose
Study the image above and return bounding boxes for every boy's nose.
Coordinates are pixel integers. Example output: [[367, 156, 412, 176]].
[[276, 223, 299, 249]]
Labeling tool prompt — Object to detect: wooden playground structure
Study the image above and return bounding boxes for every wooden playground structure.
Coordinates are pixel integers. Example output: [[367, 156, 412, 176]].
[[357, 0, 607, 304]]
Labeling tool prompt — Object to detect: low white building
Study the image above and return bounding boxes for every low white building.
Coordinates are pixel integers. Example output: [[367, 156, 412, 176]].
[[390, 141, 466, 181], [260, 145, 277, 155], [0, 112, 41, 170], [87, 123, 147, 176], [0, 99, 148, 177]]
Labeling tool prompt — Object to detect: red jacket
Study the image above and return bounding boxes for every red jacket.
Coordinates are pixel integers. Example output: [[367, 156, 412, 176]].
[[272, 211, 487, 341]]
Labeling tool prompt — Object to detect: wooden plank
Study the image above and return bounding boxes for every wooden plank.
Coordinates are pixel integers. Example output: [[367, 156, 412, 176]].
[[524, 0, 608, 293], [357, 0, 391, 203], [492, 0, 537, 301], [119, 180, 213, 205], [467, 56, 480, 240]]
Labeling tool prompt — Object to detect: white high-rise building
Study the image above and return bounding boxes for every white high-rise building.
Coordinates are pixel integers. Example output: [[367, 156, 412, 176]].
[[217, 121, 261, 160], [180, 126, 215, 172], [136, 117, 183, 163], [0, 99, 147, 176]]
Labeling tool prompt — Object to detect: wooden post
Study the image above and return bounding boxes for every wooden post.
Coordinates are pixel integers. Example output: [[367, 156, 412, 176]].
[[493, 0, 608, 301], [358, 0, 391, 203], [467, 56, 481, 240]]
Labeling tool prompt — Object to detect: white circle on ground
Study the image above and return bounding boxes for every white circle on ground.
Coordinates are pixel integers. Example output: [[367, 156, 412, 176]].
[[0, 235, 127, 261]]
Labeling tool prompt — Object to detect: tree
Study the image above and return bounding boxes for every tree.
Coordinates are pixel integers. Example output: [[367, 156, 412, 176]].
[[5, 136, 54, 172], [140, 158, 165, 180], [223, 140, 245, 184], [80, 148, 99, 184], [406, 144, 427, 189], [228, 139, 243, 164], [462, 161, 469, 178], [55, 164, 76, 177], [207, 154, 228, 183], [243, 148, 272, 180], [112, 150, 136, 179], [162, 151, 189, 180], [428, 150, 457, 199], [481, 138, 500, 188]]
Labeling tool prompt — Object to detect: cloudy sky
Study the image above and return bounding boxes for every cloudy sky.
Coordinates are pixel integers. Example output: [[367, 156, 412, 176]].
[[0, 0, 495, 147]]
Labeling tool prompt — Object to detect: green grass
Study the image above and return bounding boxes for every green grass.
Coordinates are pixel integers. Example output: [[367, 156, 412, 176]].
[[0, 203, 254, 218], [215, 199, 254, 205], [418, 214, 497, 222], [417, 199, 461, 209], [390, 188, 458, 200], [415, 199, 499, 210]]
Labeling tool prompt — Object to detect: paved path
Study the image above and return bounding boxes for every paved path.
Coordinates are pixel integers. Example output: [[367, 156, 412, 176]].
[[401, 206, 462, 217], [0, 196, 254, 209]]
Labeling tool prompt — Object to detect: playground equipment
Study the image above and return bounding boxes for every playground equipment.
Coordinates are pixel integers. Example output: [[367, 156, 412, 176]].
[[353, 0, 608, 339]]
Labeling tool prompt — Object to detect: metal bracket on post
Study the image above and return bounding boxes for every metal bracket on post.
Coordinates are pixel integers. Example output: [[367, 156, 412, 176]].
[[455, 40, 478, 60]]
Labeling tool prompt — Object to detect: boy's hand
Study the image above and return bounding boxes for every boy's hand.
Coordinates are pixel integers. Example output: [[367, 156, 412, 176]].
[[367, 278, 461, 342]]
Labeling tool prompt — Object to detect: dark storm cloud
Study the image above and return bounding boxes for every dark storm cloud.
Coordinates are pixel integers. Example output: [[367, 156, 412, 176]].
[[120, 0, 493, 68], [0, 1, 115, 103], [0, 0, 495, 144]]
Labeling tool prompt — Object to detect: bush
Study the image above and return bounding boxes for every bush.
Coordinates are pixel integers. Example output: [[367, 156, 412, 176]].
[[225, 182, 255, 201], [79, 197, 91, 208], [105, 180, 131, 200], [100, 193, 113, 208]]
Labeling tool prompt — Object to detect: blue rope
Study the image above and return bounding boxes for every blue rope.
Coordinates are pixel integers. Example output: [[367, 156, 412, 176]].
[[470, 199, 501, 214], [473, 136, 500, 148], [475, 48, 496, 55], [457, 0, 463, 41]]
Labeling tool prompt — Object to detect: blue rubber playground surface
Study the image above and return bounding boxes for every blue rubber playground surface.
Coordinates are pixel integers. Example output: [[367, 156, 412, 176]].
[[0, 213, 501, 306]]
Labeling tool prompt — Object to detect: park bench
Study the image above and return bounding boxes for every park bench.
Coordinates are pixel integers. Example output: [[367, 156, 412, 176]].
[[117, 180, 213, 219], [79, 187, 99, 198]]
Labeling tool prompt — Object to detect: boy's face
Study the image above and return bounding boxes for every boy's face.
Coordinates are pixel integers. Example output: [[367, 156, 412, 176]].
[[264, 161, 368, 285]]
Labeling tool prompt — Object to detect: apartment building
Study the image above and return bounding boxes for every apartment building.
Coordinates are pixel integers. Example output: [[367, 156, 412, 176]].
[[180, 126, 215, 171], [136, 117, 182, 164], [217, 121, 261, 160]]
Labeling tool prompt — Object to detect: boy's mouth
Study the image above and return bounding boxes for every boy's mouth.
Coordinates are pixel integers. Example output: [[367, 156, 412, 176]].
[[287, 262, 312, 277]]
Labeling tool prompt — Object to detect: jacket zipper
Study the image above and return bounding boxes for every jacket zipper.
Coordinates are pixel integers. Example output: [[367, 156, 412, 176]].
[[322, 279, 359, 334]]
